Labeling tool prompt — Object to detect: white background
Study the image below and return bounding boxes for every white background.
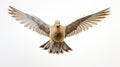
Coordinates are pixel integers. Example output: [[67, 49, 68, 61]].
[[0, 0, 120, 67]]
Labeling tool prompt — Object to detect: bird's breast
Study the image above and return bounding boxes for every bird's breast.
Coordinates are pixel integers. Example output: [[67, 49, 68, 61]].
[[54, 32, 63, 40], [50, 26, 65, 42]]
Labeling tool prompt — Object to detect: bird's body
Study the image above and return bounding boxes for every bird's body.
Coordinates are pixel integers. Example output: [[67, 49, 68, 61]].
[[44, 20, 71, 53], [8, 6, 110, 54]]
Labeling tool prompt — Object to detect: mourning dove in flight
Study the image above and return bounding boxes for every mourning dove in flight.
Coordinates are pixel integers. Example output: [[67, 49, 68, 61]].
[[8, 6, 110, 54]]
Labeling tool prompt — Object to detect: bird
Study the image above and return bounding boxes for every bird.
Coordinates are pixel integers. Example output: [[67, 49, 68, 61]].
[[8, 6, 110, 54]]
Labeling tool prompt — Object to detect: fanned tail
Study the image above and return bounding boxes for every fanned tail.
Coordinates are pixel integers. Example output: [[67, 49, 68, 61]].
[[40, 40, 72, 54]]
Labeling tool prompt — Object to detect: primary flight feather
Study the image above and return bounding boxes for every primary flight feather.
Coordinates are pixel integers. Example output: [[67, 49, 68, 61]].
[[8, 6, 110, 54]]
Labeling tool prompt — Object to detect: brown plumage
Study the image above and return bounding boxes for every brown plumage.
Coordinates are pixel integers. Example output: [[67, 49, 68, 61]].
[[8, 6, 110, 54]]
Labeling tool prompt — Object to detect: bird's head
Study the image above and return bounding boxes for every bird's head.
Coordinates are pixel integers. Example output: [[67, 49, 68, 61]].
[[54, 20, 60, 28]]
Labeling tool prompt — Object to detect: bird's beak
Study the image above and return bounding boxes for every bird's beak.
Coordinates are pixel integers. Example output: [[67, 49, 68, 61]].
[[56, 24, 60, 28]]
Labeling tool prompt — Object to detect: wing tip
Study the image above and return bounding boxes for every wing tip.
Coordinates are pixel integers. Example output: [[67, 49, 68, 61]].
[[8, 6, 14, 14], [105, 8, 110, 10], [100, 8, 110, 16], [8, 6, 17, 12], [106, 8, 110, 15], [9, 6, 14, 9], [104, 8, 110, 13]]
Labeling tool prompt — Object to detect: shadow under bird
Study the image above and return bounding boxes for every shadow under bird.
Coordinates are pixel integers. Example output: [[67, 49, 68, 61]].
[[8, 6, 110, 54]]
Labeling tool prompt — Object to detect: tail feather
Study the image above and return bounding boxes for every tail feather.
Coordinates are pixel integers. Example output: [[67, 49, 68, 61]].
[[62, 41, 72, 52], [40, 40, 50, 50], [40, 40, 72, 54]]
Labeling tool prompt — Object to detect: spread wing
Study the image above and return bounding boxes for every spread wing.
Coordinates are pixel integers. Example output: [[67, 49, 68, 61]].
[[8, 6, 50, 37], [65, 8, 110, 37]]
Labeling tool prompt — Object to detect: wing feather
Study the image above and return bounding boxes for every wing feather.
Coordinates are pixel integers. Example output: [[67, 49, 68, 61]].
[[65, 8, 110, 37], [8, 6, 50, 37]]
